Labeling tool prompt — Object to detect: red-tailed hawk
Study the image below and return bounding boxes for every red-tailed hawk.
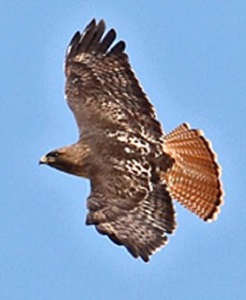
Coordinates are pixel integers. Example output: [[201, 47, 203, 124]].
[[40, 19, 223, 262]]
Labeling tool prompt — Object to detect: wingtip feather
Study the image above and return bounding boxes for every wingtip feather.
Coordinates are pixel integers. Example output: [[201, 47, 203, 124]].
[[66, 18, 126, 61]]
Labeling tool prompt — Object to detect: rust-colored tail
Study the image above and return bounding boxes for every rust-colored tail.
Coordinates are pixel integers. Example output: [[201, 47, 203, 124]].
[[162, 123, 223, 221]]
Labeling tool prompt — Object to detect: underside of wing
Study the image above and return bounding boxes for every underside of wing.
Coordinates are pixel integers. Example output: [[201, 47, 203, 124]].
[[65, 19, 163, 142], [86, 182, 176, 262], [82, 130, 175, 262]]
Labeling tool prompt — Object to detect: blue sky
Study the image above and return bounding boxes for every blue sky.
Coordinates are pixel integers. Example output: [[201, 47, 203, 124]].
[[1, 1, 245, 299]]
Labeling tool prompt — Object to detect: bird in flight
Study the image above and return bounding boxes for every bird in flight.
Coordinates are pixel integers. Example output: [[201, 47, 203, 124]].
[[40, 19, 223, 262]]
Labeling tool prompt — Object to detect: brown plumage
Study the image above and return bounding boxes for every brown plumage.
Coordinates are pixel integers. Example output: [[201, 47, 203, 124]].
[[40, 19, 223, 262]]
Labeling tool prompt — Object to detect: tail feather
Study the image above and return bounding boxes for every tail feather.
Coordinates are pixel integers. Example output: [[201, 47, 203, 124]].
[[163, 123, 223, 221]]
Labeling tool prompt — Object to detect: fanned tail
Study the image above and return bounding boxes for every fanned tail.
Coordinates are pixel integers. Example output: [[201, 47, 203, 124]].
[[162, 123, 223, 221]]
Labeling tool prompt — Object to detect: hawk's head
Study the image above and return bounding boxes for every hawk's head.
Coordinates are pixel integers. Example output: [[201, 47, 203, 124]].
[[39, 143, 90, 178]]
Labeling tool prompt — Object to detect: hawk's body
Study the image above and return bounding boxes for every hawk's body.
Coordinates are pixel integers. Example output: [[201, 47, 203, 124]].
[[40, 19, 223, 262]]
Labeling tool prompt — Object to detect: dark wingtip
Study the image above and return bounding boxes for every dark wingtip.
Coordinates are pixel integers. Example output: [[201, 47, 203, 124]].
[[66, 18, 126, 59], [97, 19, 106, 31], [109, 41, 126, 55], [66, 31, 81, 57], [96, 28, 116, 54], [85, 18, 96, 30]]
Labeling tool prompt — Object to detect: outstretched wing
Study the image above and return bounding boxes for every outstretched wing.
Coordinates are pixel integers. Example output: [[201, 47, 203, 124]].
[[65, 19, 163, 142], [86, 173, 176, 262], [91, 184, 175, 262], [83, 128, 175, 262]]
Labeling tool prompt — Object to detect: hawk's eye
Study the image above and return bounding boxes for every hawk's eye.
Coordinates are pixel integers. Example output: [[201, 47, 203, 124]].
[[47, 151, 59, 158]]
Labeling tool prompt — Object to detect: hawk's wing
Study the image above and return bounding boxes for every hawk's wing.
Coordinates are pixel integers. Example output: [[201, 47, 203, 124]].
[[65, 19, 163, 142], [80, 127, 175, 262], [88, 183, 176, 262], [85, 150, 176, 262]]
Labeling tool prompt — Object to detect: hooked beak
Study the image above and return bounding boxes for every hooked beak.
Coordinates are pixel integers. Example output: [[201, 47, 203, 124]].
[[39, 155, 48, 165]]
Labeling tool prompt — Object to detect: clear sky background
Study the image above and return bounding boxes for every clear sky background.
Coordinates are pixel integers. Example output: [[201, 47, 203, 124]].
[[1, 1, 245, 299]]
